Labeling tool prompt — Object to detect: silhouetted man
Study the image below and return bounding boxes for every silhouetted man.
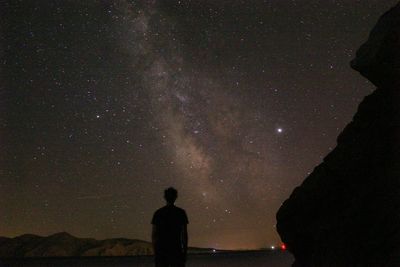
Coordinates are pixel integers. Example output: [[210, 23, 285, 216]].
[[152, 187, 188, 267]]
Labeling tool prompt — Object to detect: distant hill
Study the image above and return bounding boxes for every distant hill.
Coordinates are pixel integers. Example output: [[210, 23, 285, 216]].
[[0, 232, 153, 257], [0, 232, 217, 258]]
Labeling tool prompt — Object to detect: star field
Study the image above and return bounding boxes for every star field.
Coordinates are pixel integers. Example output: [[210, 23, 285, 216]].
[[1, 0, 398, 249]]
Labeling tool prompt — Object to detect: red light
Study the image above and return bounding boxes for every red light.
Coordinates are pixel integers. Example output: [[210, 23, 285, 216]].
[[281, 244, 286, 250]]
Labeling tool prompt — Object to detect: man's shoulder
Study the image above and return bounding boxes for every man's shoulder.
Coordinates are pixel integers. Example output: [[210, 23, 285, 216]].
[[174, 206, 188, 223], [152, 206, 166, 218], [154, 206, 168, 215], [152, 207, 166, 224], [154, 205, 187, 215], [173, 206, 187, 214], [175, 206, 186, 216]]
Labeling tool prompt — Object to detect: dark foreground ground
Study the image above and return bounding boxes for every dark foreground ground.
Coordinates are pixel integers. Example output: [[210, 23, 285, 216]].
[[0, 251, 294, 267]]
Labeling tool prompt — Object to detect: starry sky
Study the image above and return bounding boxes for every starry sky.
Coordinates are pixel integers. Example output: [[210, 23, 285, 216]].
[[1, 0, 398, 250]]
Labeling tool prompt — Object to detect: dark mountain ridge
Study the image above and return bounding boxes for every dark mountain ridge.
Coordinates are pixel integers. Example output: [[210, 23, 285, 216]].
[[0, 232, 152, 258], [0, 232, 220, 258]]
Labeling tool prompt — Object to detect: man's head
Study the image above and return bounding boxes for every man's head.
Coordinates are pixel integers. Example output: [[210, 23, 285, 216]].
[[164, 187, 178, 204]]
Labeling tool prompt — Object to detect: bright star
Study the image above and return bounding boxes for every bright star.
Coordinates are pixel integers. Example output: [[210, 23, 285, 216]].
[[277, 128, 283, 133]]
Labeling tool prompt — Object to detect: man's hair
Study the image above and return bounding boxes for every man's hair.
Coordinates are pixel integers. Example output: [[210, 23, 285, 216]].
[[164, 187, 178, 204]]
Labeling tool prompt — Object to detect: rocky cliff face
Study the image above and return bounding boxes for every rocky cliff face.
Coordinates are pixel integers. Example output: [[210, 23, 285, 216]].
[[276, 3, 400, 267], [0, 232, 153, 258]]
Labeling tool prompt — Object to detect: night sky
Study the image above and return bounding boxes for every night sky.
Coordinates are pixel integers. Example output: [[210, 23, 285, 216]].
[[2, 0, 398, 250]]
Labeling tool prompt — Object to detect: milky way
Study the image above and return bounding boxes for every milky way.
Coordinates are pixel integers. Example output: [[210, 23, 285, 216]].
[[1, 0, 398, 249], [111, 2, 282, 247]]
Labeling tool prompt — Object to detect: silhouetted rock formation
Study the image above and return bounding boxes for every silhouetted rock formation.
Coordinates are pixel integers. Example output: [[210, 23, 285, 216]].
[[277, 3, 400, 267], [0, 232, 153, 257]]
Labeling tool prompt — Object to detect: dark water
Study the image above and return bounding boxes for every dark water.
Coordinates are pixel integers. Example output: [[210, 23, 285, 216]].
[[1, 251, 294, 267]]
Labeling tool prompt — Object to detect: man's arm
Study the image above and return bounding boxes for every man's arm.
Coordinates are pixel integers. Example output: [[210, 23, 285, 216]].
[[152, 225, 157, 252], [182, 224, 188, 256]]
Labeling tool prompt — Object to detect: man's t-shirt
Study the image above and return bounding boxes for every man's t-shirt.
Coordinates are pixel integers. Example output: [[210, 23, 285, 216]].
[[151, 205, 188, 254]]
